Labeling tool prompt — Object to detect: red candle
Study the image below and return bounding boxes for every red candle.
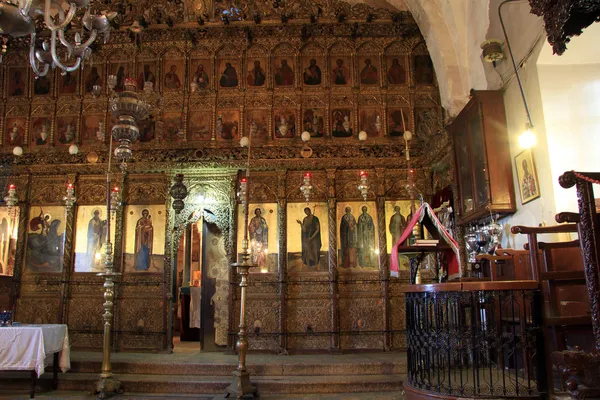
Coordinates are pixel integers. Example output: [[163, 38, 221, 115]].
[[240, 178, 247, 183], [8, 184, 15, 190], [304, 172, 312, 178], [67, 183, 74, 189], [360, 170, 367, 177], [112, 186, 120, 192]]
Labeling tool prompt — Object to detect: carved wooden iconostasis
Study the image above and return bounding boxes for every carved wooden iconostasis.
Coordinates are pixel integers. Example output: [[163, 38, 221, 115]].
[[0, 0, 453, 352]]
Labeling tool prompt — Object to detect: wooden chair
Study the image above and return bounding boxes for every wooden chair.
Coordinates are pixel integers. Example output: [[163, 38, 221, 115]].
[[511, 223, 594, 393]]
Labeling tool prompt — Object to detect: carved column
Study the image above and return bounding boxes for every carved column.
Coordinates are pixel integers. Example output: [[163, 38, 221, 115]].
[[59, 173, 77, 324], [277, 171, 288, 353], [11, 174, 31, 319], [226, 177, 239, 354], [326, 169, 340, 353], [375, 168, 390, 350]]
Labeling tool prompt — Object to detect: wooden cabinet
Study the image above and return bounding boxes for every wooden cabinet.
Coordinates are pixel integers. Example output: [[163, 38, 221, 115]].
[[448, 90, 515, 225]]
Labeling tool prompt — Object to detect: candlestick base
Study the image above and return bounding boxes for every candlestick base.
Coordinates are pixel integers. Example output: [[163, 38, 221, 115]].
[[224, 369, 257, 399], [95, 375, 122, 399]]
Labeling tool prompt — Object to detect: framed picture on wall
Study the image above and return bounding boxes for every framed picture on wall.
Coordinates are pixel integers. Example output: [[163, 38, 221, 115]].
[[515, 149, 540, 204]]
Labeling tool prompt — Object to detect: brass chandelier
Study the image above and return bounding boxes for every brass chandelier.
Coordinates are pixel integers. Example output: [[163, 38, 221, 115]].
[[0, 0, 115, 76]]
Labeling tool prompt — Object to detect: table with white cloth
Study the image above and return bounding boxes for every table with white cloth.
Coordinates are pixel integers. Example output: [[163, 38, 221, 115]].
[[0, 324, 70, 398]]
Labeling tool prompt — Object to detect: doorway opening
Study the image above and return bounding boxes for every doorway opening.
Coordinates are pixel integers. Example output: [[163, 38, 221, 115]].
[[173, 216, 223, 352]]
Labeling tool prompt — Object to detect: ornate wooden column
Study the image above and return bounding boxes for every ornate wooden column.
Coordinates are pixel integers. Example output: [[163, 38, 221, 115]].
[[375, 168, 391, 350], [326, 169, 341, 353], [59, 173, 77, 324], [226, 177, 239, 354], [277, 170, 288, 354], [10, 174, 31, 318]]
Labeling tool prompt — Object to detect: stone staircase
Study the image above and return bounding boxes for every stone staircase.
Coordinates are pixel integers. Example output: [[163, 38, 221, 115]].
[[1, 352, 406, 396]]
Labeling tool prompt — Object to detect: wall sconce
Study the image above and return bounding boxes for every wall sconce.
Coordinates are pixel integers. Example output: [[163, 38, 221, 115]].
[[4, 184, 18, 213], [110, 186, 121, 216], [63, 183, 77, 210], [357, 171, 369, 201], [238, 177, 248, 202], [300, 173, 313, 204], [170, 174, 188, 214], [499, 0, 535, 148]]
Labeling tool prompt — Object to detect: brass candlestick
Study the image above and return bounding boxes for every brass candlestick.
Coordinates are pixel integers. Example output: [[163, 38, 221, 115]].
[[225, 177, 258, 399], [95, 242, 121, 399]]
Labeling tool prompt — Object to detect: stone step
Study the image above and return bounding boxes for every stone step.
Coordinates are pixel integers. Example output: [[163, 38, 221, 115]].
[[0, 372, 404, 395], [69, 359, 405, 377]]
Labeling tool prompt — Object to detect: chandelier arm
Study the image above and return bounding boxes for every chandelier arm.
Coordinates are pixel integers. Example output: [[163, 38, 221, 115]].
[[44, 0, 77, 31], [28, 33, 50, 77], [18, 0, 33, 18], [49, 30, 82, 72], [58, 27, 97, 50]]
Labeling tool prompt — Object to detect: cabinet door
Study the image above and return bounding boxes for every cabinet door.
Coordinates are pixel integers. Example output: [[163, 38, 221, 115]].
[[454, 125, 474, 215], [467, 107, 490, 209]]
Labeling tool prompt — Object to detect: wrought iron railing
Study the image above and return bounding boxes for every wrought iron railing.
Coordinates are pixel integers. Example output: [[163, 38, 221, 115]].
[[405, 282, 547, 398]]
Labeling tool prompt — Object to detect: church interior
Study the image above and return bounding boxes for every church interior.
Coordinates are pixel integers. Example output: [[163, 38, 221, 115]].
[[0, 0, 599, 398]]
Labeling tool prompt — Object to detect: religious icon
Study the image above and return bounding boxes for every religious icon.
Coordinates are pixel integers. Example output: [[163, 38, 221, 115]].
[[124, 205, 165, 273], [110, 64, 128, 92], [33, 74, 53, 96], [190, 59, 210, 90], [215, 110, 240, 141], [248, 208, 268, 268], [82, 114, 104, 144], [219, 62, 239, 88], [357, 206, 376, 268], [26, 206, 65, 273], [164, 63, 183, 91], [84, 65, 103, 94], [8, 68, 27, 97], [134, 209, 154, 271], [359, 58, 378, 85], [302, 108, 325, 138], [138, 117, 156, 143], [5, 118, 26, 146], [303, 58, 322, 86], [0, 207, 18, 277], [415, 107, 439, 142], [339, 206, 358, 269], [388, 205, 407, 247], [246, 110, 269, 140], [273, 109, 296, 138], [31, 117, 51, 147], [55, 117, 77, 145], [188, 111, 211, 141], [247, 59, 266, 87], [331, 109, 352, 138], [414, 55, 435, 85], [137, 62, 157, 91], [515, 149, 540, 204], [59, 70, 78, 94], [296, 206, 322, 268], [274, 57, 295, 86], [387, 57, 407, 85], [331, 58, 350, 85], [162, 113, 184, 142], [74, 206, 115, 273], [388, 108, 411, 137], [359, 109, 382, 137]]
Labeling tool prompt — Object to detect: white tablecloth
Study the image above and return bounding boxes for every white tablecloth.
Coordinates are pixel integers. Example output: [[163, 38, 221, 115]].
[[189, 286, 201, 329], [0, 324, 70, 377]]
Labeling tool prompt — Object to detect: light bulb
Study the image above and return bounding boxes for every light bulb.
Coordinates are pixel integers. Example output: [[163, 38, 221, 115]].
[[69, 144, 79, 155], [240, 136, 249, 147], [358, 131, 367, 141], [301, 131, 311, 142], [12, 146, 23, 156], [519, 124, 536, 148]]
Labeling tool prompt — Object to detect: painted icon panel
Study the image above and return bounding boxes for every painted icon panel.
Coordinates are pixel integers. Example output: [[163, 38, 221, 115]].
[[331, 109, 353, 138], [286, 202, 329, 274], [337, 202, 379, 272], [188, 111, 212, 141], [5, 118, 27, 147], [0, 207, 19, 276], [237, 203, 278, 273], [26, 206, 66, 273], [123, 205, 166, 273], [73, 206, 116, 273], [215, 110, 240, 141]]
